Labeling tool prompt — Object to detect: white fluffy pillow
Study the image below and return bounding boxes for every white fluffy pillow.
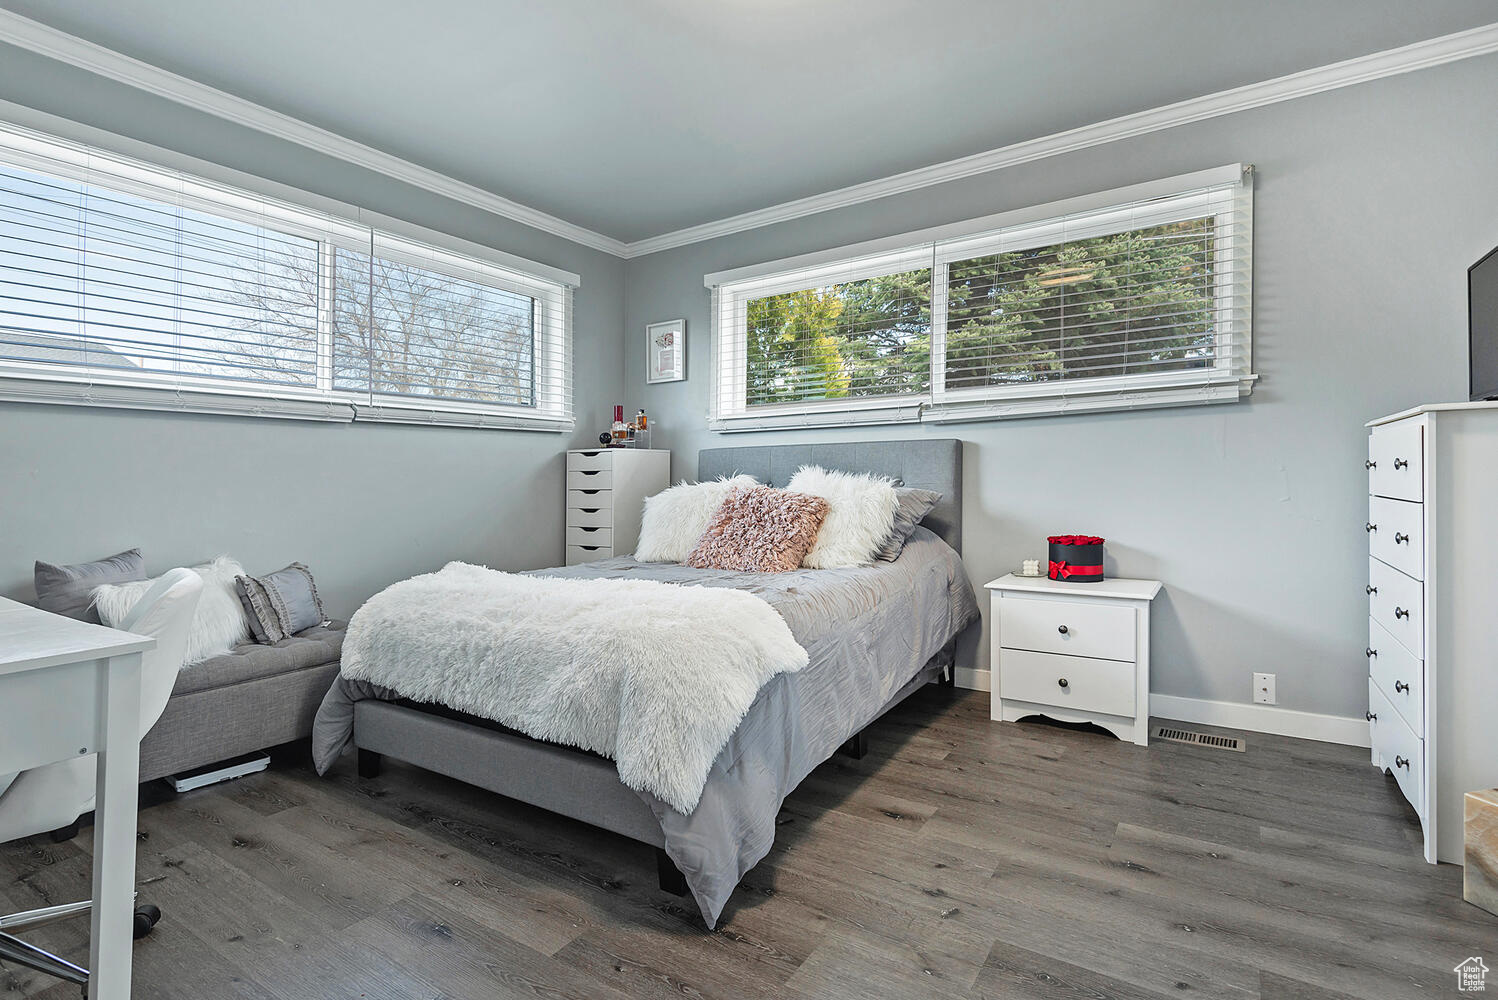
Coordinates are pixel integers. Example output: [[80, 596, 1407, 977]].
[[635, 475, 759, 562], [786, 465, 900, 569], [93, 555, 250, 666]]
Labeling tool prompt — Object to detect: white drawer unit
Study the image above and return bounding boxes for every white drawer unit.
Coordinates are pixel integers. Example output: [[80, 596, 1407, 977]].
[[1364, 404, 1498, 866], [563, 449, 670, 566], [987, 575, 1162, 746]]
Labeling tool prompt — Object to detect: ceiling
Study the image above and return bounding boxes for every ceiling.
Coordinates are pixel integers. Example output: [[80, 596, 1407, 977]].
[[2, 0, 1495, 244]]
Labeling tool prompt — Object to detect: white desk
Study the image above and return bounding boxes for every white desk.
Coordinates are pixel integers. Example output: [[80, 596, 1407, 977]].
[[0, 597, 154, 999]]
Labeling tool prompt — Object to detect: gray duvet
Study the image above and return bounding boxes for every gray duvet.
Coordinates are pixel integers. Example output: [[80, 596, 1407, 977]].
[[312, 526, 978, 927]]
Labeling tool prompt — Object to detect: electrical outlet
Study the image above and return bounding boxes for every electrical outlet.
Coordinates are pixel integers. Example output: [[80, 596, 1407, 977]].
[[1253, 672, 1276, 705]]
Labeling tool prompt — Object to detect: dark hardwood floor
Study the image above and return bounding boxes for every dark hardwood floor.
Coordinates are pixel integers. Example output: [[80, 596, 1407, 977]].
[[2, 689, 1493, 999]]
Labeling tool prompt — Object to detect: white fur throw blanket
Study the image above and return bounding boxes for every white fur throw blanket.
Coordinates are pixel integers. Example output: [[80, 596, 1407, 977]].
[[340, 562, 809, 814]]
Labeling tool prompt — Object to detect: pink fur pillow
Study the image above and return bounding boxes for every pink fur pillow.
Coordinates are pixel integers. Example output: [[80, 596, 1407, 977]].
[[684, 486, 830, 573]]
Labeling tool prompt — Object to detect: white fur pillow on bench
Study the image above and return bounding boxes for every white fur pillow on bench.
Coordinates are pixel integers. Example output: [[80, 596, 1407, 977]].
[[785, 465, 900, 569], [93, 555, 250, 665]]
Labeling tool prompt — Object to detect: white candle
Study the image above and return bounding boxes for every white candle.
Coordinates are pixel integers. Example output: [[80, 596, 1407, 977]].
[[1022, 559, 1041, 576]]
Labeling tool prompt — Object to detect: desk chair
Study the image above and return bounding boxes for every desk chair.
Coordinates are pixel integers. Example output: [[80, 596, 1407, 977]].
[[0, 568, 202, 991]]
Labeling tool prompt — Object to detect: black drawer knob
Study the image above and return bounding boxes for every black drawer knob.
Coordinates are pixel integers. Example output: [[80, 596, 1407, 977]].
[[1394, 607, 1410, 620], [1366, 522, 1377, 533], [1365, 647, 1377, 658], [1395, 755, 1410, 769], [1365, 460, 1376, 470], [1057, 678, 1069, 689], [1366, 585, 1377, 595], [1394, 458, 1409, 470], [1366, 711, 1377, 721], [1394, 680, 1409, 694], [1057, 625, 1069, 635], [1394, 532, 1410, 545]]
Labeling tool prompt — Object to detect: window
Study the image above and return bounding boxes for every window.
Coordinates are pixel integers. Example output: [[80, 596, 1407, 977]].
[[708, 165, 1252, 429], [0, 120, 575, 429]]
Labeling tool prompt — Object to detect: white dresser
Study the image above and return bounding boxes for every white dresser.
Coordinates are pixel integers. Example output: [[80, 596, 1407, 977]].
[[565, 448, 670, 565], [986, 575, 1162, 746], [1365, 403, 1498, 864]]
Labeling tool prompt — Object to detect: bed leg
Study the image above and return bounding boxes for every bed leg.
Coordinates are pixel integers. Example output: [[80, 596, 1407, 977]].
[[840, 729, 868, 760], [357, 748, 382, 779], [656, 847, 689, 897]]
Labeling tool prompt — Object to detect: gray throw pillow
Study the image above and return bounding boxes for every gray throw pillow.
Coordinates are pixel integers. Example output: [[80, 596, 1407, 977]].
[[35, 548, 145, 622], [235, 563, 325, 643], [874, 488, 943, 562]]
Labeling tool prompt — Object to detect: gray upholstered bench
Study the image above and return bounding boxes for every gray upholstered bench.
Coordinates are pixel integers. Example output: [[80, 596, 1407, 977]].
[[138, 621, 346, 783]]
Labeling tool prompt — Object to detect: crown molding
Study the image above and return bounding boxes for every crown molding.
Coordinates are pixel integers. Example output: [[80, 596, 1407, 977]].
[[624, 21, 1498, 257], [0, 9, 630, 257], [2, 10, 1495, 262]]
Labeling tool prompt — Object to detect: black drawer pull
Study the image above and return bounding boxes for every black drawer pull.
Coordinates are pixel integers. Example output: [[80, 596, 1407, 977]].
[[1394, 680, 1409, 694], [579, 469, 600, 476], [1057, 625, 1069, 635], [1365, 647, 1377, 658], [1366, 585, 1377, 595], [1057, 678, 1069, 689], [1395, 755, 1409, 769], [1366, 711, 1377, 721], [1394, 607, 1410, 620], [1365, 460, 1376, 470], [1365, 522, 1377, 533], [1394, 458, 1409, 470], [1394, 532, 1410, 545]]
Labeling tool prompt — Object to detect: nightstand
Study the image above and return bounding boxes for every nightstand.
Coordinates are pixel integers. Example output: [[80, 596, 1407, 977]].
[[565, 449, 670, 565], [985, 574, 1162, 745]]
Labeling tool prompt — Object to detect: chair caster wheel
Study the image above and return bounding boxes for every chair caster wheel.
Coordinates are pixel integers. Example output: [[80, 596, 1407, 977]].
[[132, 903, 161, 939]]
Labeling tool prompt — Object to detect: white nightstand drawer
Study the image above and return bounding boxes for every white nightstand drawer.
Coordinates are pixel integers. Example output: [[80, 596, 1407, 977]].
[[999, 594, 1135, 662], [567, 450, 613, 472], [1367, 495, 1423, 580], [1368, 419, 1423, 502], [566, 525, 613, 547], [1369, 678, 1423, 814], [999, 648, 1136, 718], [567, 488, 613, 510], [567, 469, 612, 490], [1367, 557, 1423, 658], [1368, 616, 1423, 737], [566, 544, 613, 565], [566, 507, 613, 528]]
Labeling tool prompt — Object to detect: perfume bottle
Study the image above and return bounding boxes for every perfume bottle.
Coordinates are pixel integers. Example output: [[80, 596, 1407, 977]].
[[611, 404, 627, 446], [635, 409, 649, 449]]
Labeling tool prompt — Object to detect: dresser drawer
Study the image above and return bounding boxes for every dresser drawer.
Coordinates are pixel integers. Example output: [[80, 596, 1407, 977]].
[[565, 543, 613, 565], [999, 594, 1135, 662], [1369, 679, 1423, 814], [1368, 616, 1423, 737], [566, 469, 612, 490], [567, 450, 613, 472], [567, 488, 613, 510], [999, 648, 1135, 718], [566, 507, 613, 529], [1367, 557, 1424, 658], [566, 525, 613, 547], [1368, 420, 1423, 502], [1367, 495, 1424, 580]]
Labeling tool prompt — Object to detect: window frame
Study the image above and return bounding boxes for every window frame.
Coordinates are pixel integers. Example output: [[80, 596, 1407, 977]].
[[0, 119, 578, 431], [707, 165, 1253, 431]]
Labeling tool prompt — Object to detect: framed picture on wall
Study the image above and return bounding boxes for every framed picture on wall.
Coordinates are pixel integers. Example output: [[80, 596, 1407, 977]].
[[646, 319, 686, 383]]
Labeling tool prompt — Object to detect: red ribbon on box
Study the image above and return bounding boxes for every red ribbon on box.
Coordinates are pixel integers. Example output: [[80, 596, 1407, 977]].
[[1049, 560, 1104, 579]]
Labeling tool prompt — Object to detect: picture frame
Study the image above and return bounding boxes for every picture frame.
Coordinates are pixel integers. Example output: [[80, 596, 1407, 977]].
[[646, 319, 686, 383]]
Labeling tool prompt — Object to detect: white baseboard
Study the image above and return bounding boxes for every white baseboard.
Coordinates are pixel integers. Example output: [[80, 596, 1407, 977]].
[[951, 671, 1369, 748], [1148, 694, 1370, 748]]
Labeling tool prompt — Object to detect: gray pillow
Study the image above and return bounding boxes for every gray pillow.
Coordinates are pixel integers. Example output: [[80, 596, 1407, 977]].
[[235, 563, 325, 643], [35, 547, 145, 622], [874, 489, 943, 562]]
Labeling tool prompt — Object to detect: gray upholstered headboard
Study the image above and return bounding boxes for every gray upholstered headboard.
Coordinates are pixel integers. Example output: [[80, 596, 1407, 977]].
[[698, 439, 963, 553]]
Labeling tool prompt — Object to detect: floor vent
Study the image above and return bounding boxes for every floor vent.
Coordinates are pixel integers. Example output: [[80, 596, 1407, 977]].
[[1152, 725, 1245, 752]]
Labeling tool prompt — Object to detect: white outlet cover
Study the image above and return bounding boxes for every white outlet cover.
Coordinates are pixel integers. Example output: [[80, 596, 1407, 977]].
[[1253, 672, 1276, 705]]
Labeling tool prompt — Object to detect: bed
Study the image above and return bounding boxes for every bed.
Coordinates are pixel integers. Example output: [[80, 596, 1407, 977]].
[[312, 439, 978, 928]]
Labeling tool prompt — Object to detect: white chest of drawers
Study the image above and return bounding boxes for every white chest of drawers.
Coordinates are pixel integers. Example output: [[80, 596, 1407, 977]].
[[1365, 403, 1498, 864], [565, 448, 670, 565], [986, 575, 1162, 746]]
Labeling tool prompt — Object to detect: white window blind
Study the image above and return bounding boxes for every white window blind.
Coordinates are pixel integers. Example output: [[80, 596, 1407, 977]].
[[707, 165, 1253, 430], [0, 120, 576, 429]]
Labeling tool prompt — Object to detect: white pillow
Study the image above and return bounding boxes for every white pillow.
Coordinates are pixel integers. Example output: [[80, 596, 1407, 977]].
[[635, 475, 759, 562], [93, 555, 250, 666], [786, 465, 900, 569]]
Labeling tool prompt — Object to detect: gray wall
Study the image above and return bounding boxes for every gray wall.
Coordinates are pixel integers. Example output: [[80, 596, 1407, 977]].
[[0, 44, 625, 617], [621, 55, 1498, 720]]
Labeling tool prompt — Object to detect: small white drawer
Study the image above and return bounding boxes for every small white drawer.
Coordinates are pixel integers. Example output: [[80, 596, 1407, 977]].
[[1367, 495, 1423, 580], [1368, 616, 1423, 737], [566, 507, 613, 529], [566, 525, 613, 547], [566, 544, 613, 565], [567, 450, 613, 472], [1369, 678, 1423, 814], [1367, 557, 1423, 658], [999, 648, 1136, 718], [999, 594, 1135, 663], [567, 488, 613, 510], [1368, 419, 1423, 502], [566, 469, 612, 490]]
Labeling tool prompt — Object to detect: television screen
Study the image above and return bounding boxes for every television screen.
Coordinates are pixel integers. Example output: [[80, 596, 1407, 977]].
[[1472, 245, 1498, 401]]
